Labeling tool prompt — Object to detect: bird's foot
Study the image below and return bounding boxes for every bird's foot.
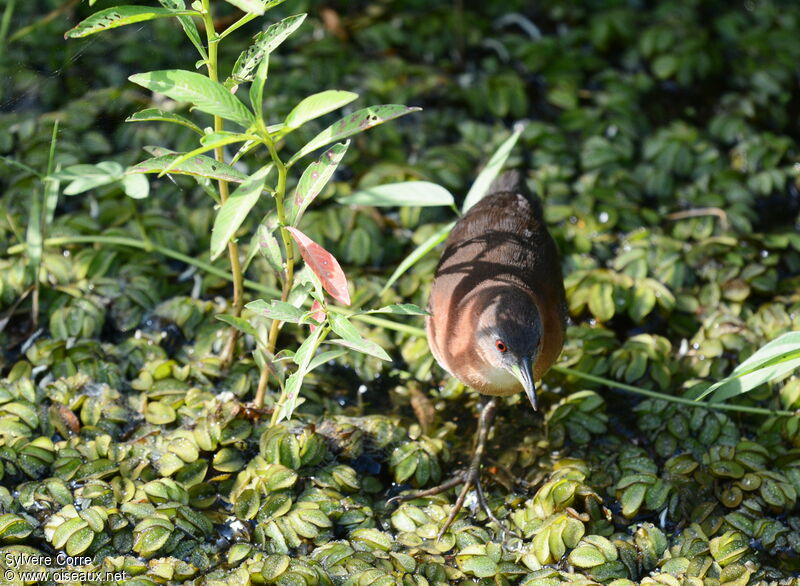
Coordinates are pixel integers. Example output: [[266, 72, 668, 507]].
[[387, 399, 519, 542]]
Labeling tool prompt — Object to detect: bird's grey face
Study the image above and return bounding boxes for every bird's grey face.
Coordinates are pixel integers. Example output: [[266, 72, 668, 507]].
[[475, 291, 543, 409]]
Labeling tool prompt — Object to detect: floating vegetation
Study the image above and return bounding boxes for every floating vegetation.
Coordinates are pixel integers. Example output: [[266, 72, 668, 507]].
[[1, 0, 800, 583]]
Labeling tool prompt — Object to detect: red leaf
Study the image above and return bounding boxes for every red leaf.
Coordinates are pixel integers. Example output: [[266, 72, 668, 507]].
[[309, 299, 325, 332], [286, 227, 351, 306]]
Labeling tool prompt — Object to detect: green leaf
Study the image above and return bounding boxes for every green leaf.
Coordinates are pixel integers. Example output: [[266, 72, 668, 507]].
[[56, 162, 125, 195], [288, 105, 421, 167], [127, 153, 248, 184], [460, 556, 498, 578], [132, 517, 173, 556], [293, 325, 323, 368], [246, 299, 306, 323], [289, 142, 349, 226], [380, 220, 455, 295], [65, 6, 196, 39], [568, 545, 606, 568], [249, 52, 270, 120], [306, 349, 346, 372], [588, 282, 615, 321], [25, 187, 42, 282], [285, 90, 359, 130], [338, 181, 454, 207], [215, 314, 259, 338], [158, 0, 206, 60], [126, 108, 204, 134], [129, 70, 255, 129], [121, 173, 149, 199], [225, 0, 266, 14], [328, 314, 391, 361], [698, 331, 800, 402], [363, 304, 429, 316], [254, 216, 283, 274], [231, 14, 307, 83], [652, 54, 678, 79], [51, 517, 90, 549], [210, 163, 272, 260], [462, 126, 523, 212], [0, 156, 42, 178], [275, 325, 324, 423]]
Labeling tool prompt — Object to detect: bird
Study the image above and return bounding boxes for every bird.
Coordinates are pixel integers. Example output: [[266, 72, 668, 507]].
[[391, 169, 567, 539]]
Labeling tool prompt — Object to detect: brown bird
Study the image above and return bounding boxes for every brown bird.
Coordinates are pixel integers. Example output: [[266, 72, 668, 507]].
[[393, 170, 567, 538]]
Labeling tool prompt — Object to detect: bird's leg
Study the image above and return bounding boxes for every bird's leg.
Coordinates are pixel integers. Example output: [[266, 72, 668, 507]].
[[389, 398, 511, 541]]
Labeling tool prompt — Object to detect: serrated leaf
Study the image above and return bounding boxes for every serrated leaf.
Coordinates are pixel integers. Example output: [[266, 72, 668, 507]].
[[289, 142, 349, 225], [130, 70, 255, 128], [231, 14, 307, 83], [462, 126, 523, 212], [210, 163, 272, 260], [287, 227, 350, 305], [126, 108, 204, 134], [285, 90, 358, 130], [127, 154, 248, 184], [339, 181, 454, 207], [65, 6, 196, 39], [288, 105, 421, 167]]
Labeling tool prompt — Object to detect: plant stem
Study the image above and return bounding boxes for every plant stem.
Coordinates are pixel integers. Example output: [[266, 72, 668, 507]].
[[255, 365, 269, 409], [201, 0, 243, 367], [269, 326, 330, 426], [254, 136, 294, 409]]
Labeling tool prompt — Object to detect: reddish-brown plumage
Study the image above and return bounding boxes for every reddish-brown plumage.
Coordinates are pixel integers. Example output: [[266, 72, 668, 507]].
[[426, 172, 566, 400]]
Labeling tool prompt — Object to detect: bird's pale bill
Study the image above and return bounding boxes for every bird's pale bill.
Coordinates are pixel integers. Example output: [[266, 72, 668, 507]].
[[510, 355, 537, 410]]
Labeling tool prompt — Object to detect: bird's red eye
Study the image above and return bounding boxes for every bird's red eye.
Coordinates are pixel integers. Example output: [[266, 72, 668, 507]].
[[495, 340, 507, 352]]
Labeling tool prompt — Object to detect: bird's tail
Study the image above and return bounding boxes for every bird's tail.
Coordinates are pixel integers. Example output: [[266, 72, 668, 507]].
[[487, 170, 524, 196], [487, 169, 544, 217]]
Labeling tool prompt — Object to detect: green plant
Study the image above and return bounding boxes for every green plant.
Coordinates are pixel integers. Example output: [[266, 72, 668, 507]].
[[0, 120, 60, 327], [696, 331, 800, 403], [61, 0, 424, 422]]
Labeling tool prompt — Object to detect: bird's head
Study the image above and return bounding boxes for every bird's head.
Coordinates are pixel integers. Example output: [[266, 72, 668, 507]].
[[474, 288, 543, 410]]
